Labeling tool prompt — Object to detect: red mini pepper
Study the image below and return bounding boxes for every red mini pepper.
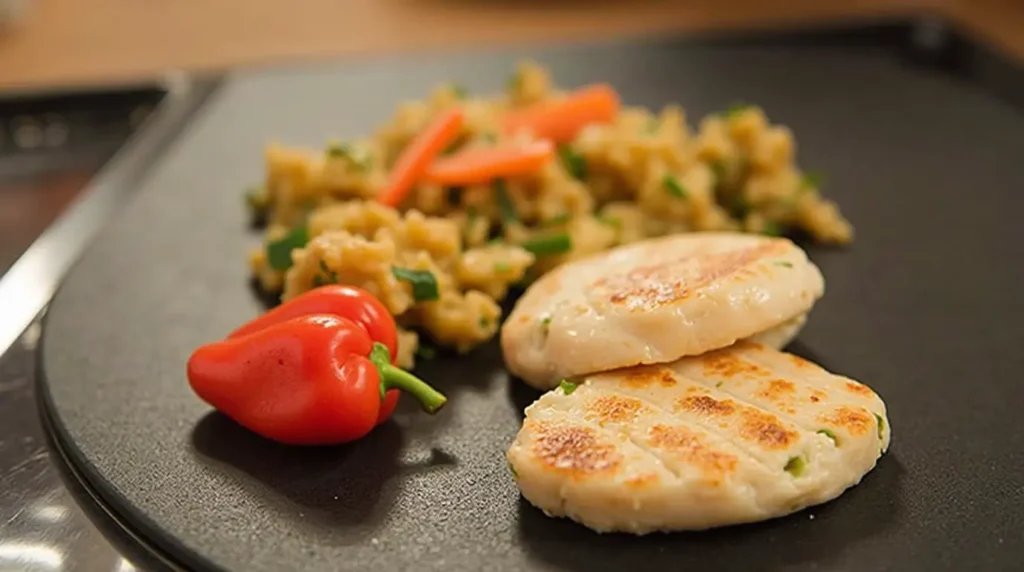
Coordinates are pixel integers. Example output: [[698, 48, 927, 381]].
[[228, 285, 399, 357], [186, 286, 446, 445]]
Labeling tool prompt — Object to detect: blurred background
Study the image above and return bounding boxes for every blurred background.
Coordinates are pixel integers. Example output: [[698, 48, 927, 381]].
[[0, 0, 1021, 275], [0, 2, 1022, 570], [0, 1, 1019, 572], [2, 0, 1022, 90]]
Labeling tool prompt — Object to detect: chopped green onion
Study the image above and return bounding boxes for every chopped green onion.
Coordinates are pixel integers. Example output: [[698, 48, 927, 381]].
[[801, 171, 825, 190], [508, 461, 519, 479], [442, 138, 463, 156], [507, 71, 523, 92], [784, 456, 806, 477], [715, 381, 724, 388], [558, 146, 587, 180], [773, 260, 793, 268], [875, 413, 886, 440], [710, 160, 727, 184], [245, 186, 268, 212], [416, 345, 437, 360], [663, 174, 688, 199], [540, 316, 552, 327], [313, 259, 339, 287], [446, 187, 463, 207], [266, 225, 309, 271], [495, 261, 510, 273], [481, 132, 498, 144], [818, 428, 838, 444], [391, 267, 440, 302], [545, 213, 572, 226], [645, 117, 660, 134], [326, 142, 351, 158], [521, 233, 572, 256], [762, 221, 784, 237], [596, 215, 622, 228], [559, 379, 578, 395], [722, 102, 750, 119], [495, 179, 518, 224], [451, 84, 468, 99], [479, 317, 491, 329], [730, 195, 750, 218], [327, 143, 372, 171]]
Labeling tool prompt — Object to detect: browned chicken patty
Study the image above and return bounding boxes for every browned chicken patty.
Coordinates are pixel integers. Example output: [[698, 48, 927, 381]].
[[507, 341, 890, 533], [501, 232, 824, 389]]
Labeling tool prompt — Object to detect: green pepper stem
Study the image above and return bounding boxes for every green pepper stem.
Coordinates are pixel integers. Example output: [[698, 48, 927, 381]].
[[379, 364, 448, 414]]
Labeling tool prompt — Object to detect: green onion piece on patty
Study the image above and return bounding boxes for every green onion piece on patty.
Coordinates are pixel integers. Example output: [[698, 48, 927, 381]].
[[495, 261, 510, 273], [875, 413, 886, 440], [784, 456, 806, 477], [391, 267, 440, 302], [817, 428, 838, 444], [596, 215, 622, 228], [559, 379, 578, 395], [541, 316, 552, 327], [773, 260, 793, 268], [521, 233, 572, 256], [451, 84, 468, 99], [266, 225, 309, 271], [558, 145, 588, 180], [508, 461, 519, 479], [495, 179, 518, 224], [663, 174, 688, 199]]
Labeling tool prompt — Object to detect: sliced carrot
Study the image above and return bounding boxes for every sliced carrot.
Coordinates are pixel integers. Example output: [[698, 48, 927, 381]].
[[424, 140, 555, 186], [377, 108, 465, 207], [502, 83, 620, 143]]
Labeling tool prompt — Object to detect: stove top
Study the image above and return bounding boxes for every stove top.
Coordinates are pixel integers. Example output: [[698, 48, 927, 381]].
[[0, 75, 216, 571]]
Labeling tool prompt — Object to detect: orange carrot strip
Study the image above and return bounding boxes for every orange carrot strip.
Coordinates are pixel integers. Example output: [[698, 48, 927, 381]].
[[424, 140, 555, 186], [377, 108, 465, 207], [502, 83, 620, 143]]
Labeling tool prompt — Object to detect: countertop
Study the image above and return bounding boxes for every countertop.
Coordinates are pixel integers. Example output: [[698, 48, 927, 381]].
[[1, 0, 1022, 91]]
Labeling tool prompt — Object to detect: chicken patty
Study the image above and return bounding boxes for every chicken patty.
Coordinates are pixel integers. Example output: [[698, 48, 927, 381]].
[[501, 232, 824, 389], [506, 341, 890, 533]]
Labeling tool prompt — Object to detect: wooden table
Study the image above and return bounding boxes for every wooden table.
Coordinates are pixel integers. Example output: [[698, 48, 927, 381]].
[[0, 0, 1022, 91]]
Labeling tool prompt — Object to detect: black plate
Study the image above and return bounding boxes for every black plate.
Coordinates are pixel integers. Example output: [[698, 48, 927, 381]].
[[39, 20, 1024, 571]]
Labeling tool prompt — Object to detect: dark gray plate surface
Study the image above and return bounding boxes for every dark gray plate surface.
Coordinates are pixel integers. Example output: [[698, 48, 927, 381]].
[[40, 23, 1024, 571]]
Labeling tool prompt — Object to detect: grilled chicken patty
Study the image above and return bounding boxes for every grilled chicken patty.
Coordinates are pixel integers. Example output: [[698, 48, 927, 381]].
[[501, 233, 824, 390], [507, 341, 890, 533]]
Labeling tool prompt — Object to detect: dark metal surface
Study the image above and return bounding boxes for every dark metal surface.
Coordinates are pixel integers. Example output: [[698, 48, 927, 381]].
[[37, 22, 1024, 572], [0, 78, 218, 571], [0, 74, 220, 359], [0, 322, 174, 572]]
